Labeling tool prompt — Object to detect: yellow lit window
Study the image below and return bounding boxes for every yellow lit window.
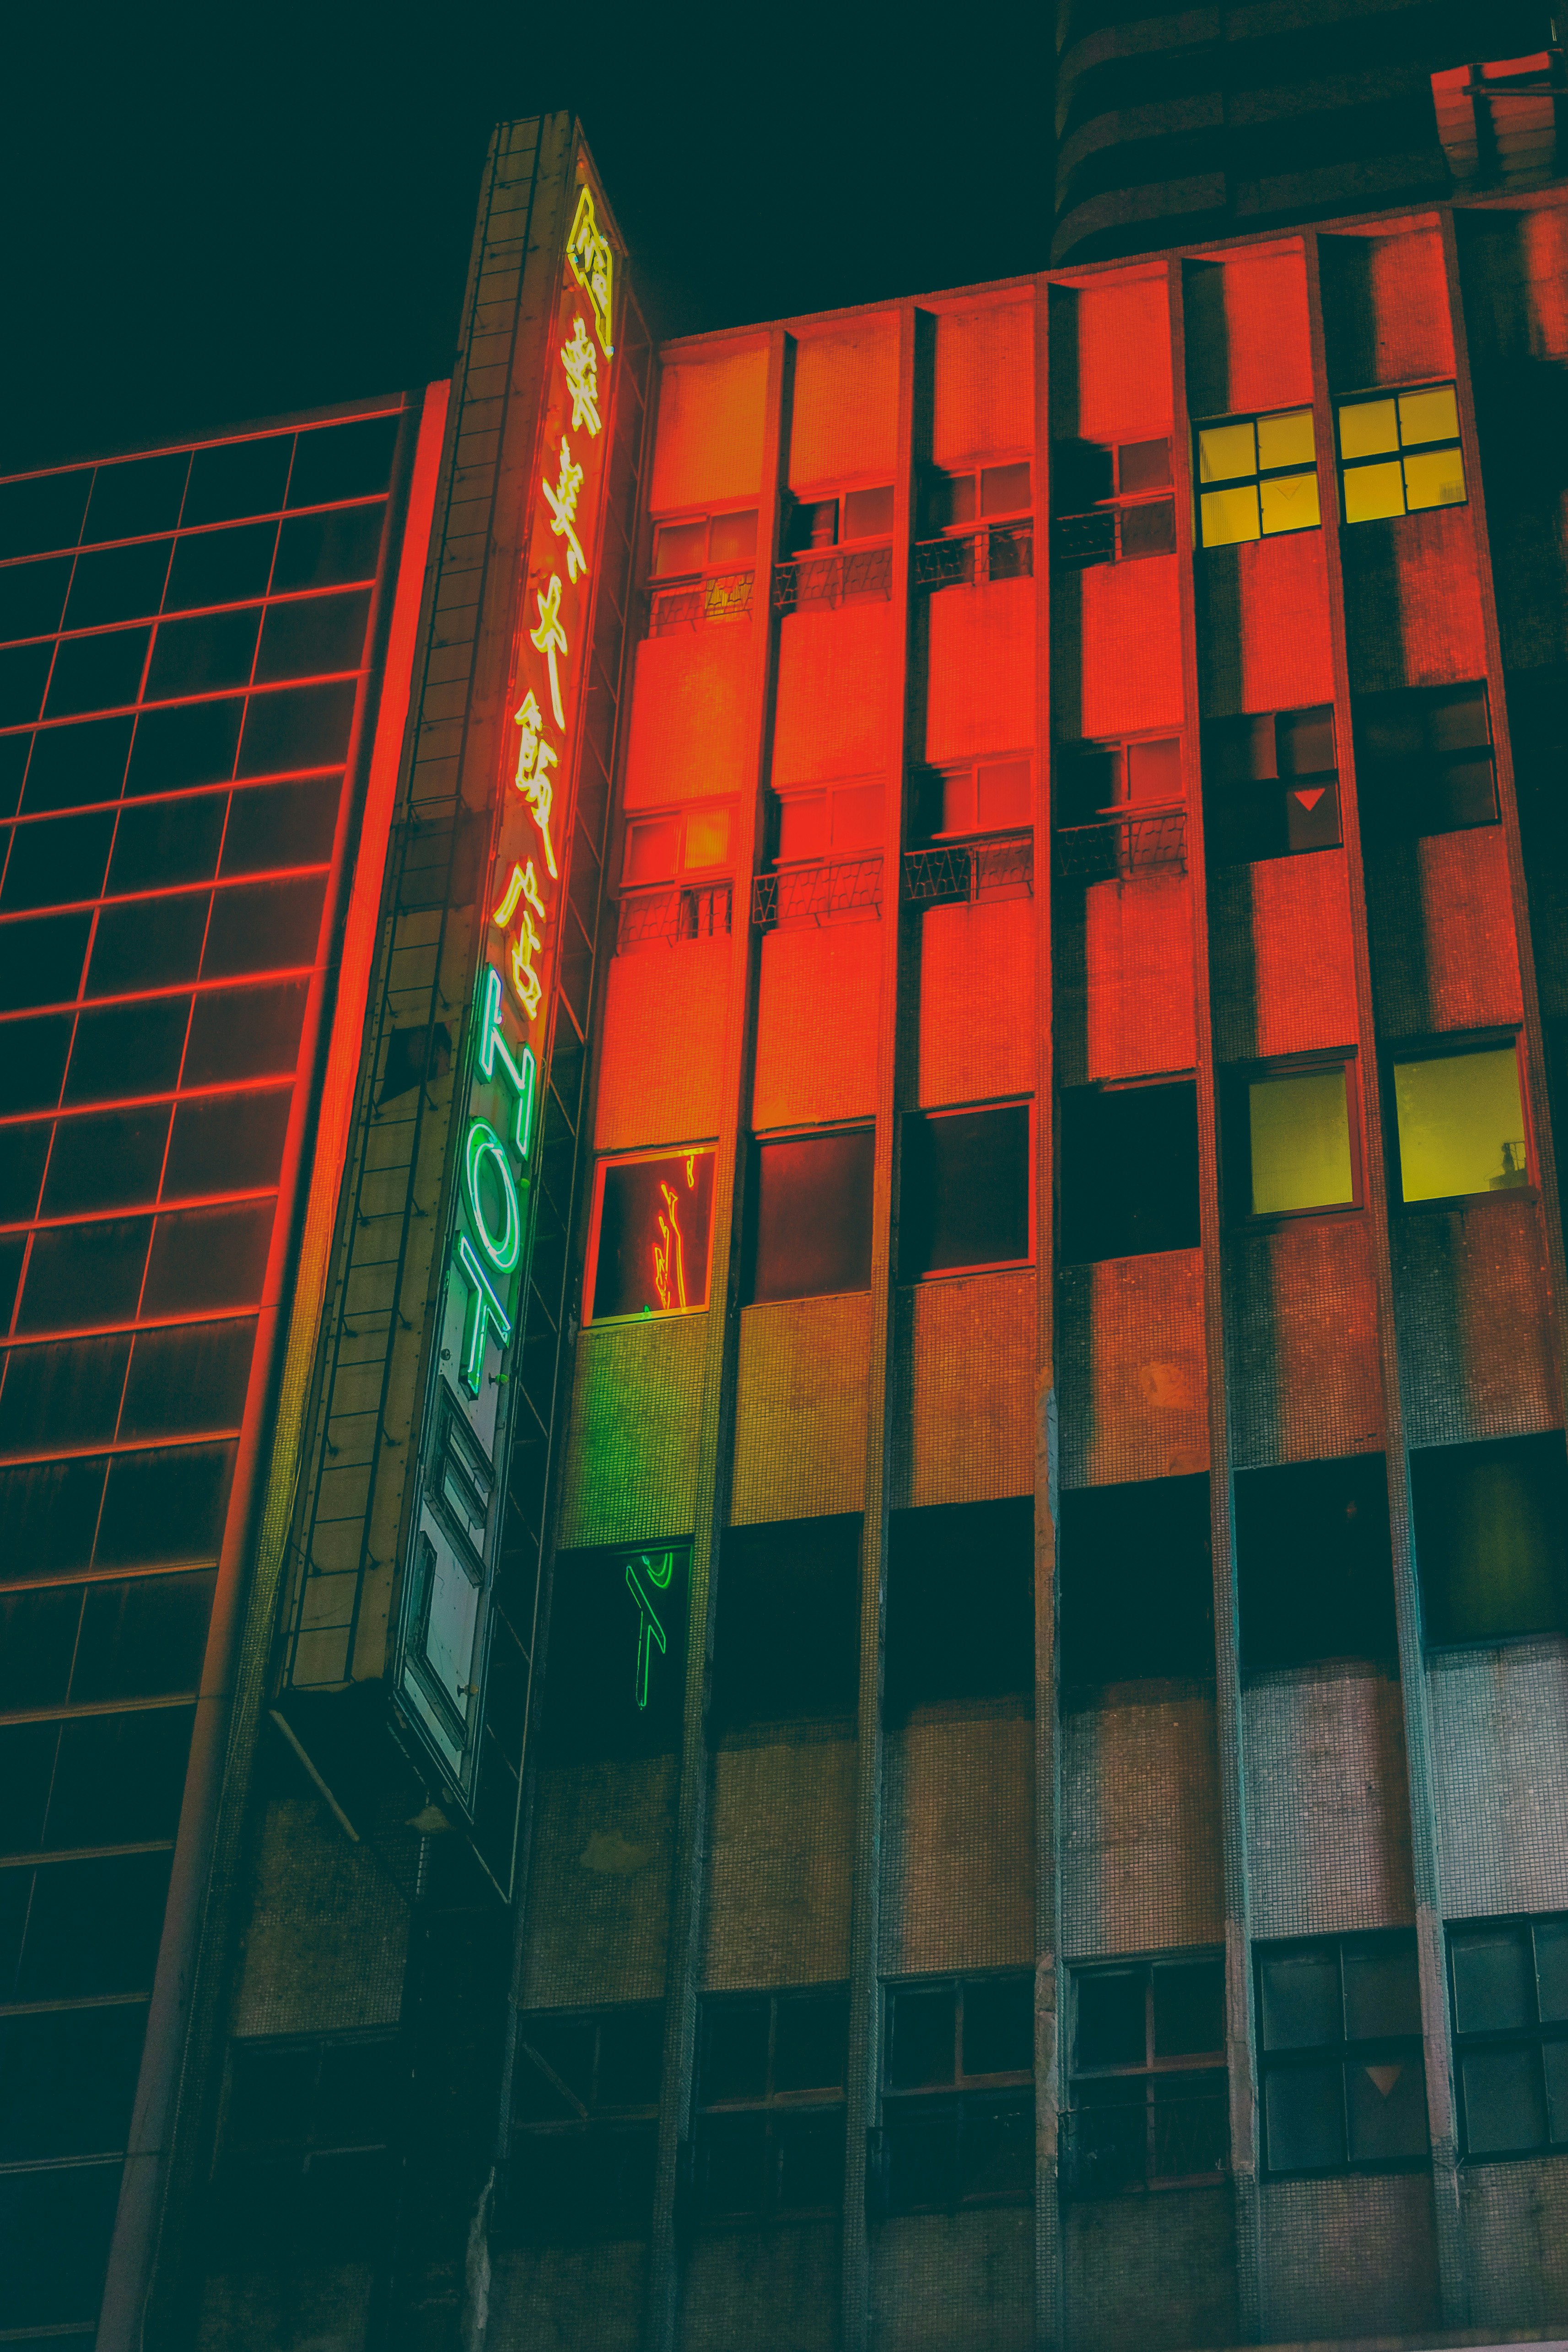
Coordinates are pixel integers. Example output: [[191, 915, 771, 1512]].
[[1392, 1044, 1527, 1202], [1197, 409, 1319, 548], [1338, 386, 1466, 524], [1249, 1067, 1356, 1215]]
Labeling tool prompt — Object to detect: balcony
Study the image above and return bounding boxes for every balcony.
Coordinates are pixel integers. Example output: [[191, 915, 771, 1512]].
[[912, 519, 1033, 589], [771, 544, 894, 612], [615, 881, 733, 953], [752, 856, 884, 929], [903, 833, 1034, 906], [647, 570, 754, 635], [1055, 806, 1187, 881]]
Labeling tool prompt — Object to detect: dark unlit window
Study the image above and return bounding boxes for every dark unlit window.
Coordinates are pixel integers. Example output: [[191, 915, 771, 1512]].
[[899, 1103, 1030, 1279], [880, 1973, 1033, 2213], [1353, 682, 1497, 840], [1058, 1081, 1200, 1264], [219, 2031, 402, 2246], [1204, 705, 1340, 864], [1052, 438, 1175, 567], [693, 1986, 848, 2223], [749, 1128, 875, 1304], [711, 1515, 861, 1726], [1234, 1454, 1397, 1673], [773, 778, 883, 864], [589, 1149, 716, 1321], [1058, 1475, 1213, 1689], [884, 1496, 1034, 1710], [1392, 1040, 1526, 1202], [927, 755, 1032, 839], [510, 2005, 663, 2243], [1239, 1062, 1358, 1217], [1411, 1432, 1568, 1646], [652, 510, 758, 577], [1258, 1934, 1427, 2176], [926, 463, 1032, 533], [1450, 1912, 1568, 2159], [785, 488, 894, 554], [1067, 1954, 1228, 2196]]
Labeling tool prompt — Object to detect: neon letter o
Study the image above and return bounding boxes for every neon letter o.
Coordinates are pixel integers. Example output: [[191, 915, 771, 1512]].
[[464, 1118, 521, 1274]]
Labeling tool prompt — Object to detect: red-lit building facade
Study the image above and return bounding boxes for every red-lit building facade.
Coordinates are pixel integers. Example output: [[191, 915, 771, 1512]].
[[8, 107, 1568, 2352]]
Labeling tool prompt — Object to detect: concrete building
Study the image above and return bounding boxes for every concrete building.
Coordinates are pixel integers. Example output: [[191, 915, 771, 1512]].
[[5, 100, 1568, 2352]]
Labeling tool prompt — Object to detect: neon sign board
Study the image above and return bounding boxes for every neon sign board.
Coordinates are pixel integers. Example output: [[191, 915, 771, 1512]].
[[397, 174, 620, 1803]]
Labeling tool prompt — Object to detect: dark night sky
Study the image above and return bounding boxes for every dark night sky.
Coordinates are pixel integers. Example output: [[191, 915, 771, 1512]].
[[4, 0, 1056, 474]]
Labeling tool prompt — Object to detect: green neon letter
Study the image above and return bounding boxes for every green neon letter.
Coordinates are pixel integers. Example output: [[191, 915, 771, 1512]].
[[476, 963, 539, 1162], [625, 1556, 668, 1709], [464, 1117, 521, 1274], [456, 1234, 513, 1397]]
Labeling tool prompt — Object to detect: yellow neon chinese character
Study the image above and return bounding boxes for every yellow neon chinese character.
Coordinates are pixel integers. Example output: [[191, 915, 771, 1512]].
[[492, 859, 548, 929], [509, 908, 544, 1020], [511, 691, 560, 879], [530, 576, 568, 728], [543, 437, 587, 582], [560, 315, 602, 436], [566, 185, 614, 355]]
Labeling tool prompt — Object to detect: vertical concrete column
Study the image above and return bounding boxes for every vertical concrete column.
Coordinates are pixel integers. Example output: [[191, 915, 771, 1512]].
[[1301, 227, 1471, 2329], [1029, 273, 1067, 2352], [839, 301, 920, 2352], [642, 328, 792, 2352], [1166, 254, 1266, 2341]]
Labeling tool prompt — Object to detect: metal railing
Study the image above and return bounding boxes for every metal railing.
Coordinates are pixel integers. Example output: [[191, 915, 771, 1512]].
[[1055, 805, 1187, 881], [647, 570, 754, 634], [1052, 500, 1176, 570], [911, 519, 1034, 589], [615, 880, 733, 953], [903, 833, 1034, 905], [771, 543, 894, 611], [752, 856, 884, 928]]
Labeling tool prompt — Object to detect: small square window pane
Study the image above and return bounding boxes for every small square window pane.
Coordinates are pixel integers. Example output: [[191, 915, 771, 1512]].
[[1402, 448, 1467, 511], [1257, 409, 1316, 470], [979, 463, 1031, 517], [776, 2108, 845, 2209], [1535, 1921, 1568, 2022], [1347, 2057, 1427, 2161], [706, 510, 756, 568], [1124, 737, 1182, 802], [1198, 423, 1257, 483], [1452, 1927, 1535, 2034], [830, 782, 883, 851], [1260, 471, 1321, 535], [1202, 486, 1261, 547], [1260, 1949, 1342, 2050], [939, 770, 976, 834], [1153, 1960, 1225, 2057], [927, 474, 977, 530], [963, 1976, 1033, 2078], [1543, 2038, 1568, 2142], [597, 2010, 663, 2110], [652, 520, 706, 578], [1463, 2043, 1547, 2153], [961, 2092, 1035, 2198], [1398, 386, 1460, 446], [1117, 439, 1171, 494], [749, 1128, 873, 1304], [1277, 706, 1336, 776], [1266, 2061, 1343, 2169], [624, 819, 679, 883], [1343, 462, 1406, 524], [1075, 1970, 1146, 2070], [1393, 1046, 1525, 1203], [1339, 400, 1399, 460], [774, 1991, 848, 2094], [683, 807, 730, 869], [1343, 1942, 1422, 2041], [1249, 1069, 1353, 1215], [700, 2000, 770, 2104], [1152, 2071, 1229, 2181], [1120, 498, 1177, 558], [844, 485, 895, 538], [697, 2110, 770, 2217], [777, 792, 828, 862], [889, 1985, 957, 2090], [975, 758, 1031, 829]]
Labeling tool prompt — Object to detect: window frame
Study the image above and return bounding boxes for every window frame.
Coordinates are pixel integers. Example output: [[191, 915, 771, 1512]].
[[922, 454, 1034, 538], [877, 1968, 1036, 2215], [745, 1121, 877, 1307], [897, 1096, 1035, 1283], [508, 2001, 664, 2244], [1449, 1911, 1568, 2164], [782, 479, 898, 558], [1066, 1949, 1230, 2199], [690, 1983, 851, 2227], [1255, 1930, 1429, 2181], [1336, 382, 1467, 526], [1384, 1029, 1535, 1211], [920, 749, 1035, 845], [769, 774, 886, 870], [1194, 407, 1321, 549], [1224, 1051, 1364, 1227], [583, 1141, 720, 1327], [618, 799, 738, 890], [647, 504, 760, 585], [1051, 435, 1176, 569], [1202, 702, 1342, 866]]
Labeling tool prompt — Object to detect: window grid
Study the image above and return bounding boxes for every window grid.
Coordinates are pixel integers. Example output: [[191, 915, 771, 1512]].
[[692, 1987, 849, 2226], [1066, 1953, 1228, 2198], [1257, 1932, 1428, 2178], [1337, 384, 1466, 523], [1196, 408, 1320, 547], [1450, 1912, 1568, 2160], [878, 1972, 1035, 2215]]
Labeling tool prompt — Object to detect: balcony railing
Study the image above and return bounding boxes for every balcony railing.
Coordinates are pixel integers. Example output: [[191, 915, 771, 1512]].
[[903, 833, 1034, 905], [1055, 806, 1187, 881], [647, 571, 754, 635], [911, 519, 1034, 589], [615, 881, 733, 953], [1060, 2093, 1229, 2200], [752, 856, 884, 929], [771, 543, 894, 612]]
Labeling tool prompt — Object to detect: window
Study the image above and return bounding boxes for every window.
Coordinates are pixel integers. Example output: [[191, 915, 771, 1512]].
[[1055, 733, 1185, 880], [925, 461, 1032, 534], [1203, 705, 1340, 864], [1052, 438, 1175, 567], [218, 2030, 402, 2247], [1196, 410, 1320, 547], [1258, 1933, 1427, 2176], [919, 754, 1032, 840], [539, 1542, 690, 1760], [1338, 386, 1466, 523], [1353, 682, 1497, 840], [1058, 1475, 1213, 1689], [747, 1127, 875, 1304], [785, 486, 894, 554], [884, 1496, 1034, 1710], [692, 1987, 848, 2224], [651, 508, 758, 579], [771, 776, 884, 866], [1234, 1455, 1397, 1673], [1450, 1912, 1568, 2158], [587, 1147, 717, 1321], [1066, 1954, 1228, 2196], [711, 1516, 861, 1727], [1390, 1039, 1528, 1203], [1058, 1080, 1200, 1264], [621, 803, 733, 885], [899, 1103, 1031, 1279], [511, 2005, 662, 2242], [1410, 1431, 1568, 1646], [1232, 1059, 1359, 1218], [879, 1973, 1033, 2213]]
